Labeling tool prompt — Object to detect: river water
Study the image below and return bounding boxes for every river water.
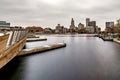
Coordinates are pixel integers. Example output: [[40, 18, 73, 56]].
[[1, 36, 120, 80]]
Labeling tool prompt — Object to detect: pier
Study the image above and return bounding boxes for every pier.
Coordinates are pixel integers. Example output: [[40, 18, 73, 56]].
[[0, 29, 67, 68], [98, 35, 113, 41], [26, 38, 47, 42], [18, 43, 66, 56], [0, 29, 27, 68]]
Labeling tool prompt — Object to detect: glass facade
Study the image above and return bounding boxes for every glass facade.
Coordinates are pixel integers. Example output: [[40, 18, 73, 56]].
[[0, 21, 10, 28]]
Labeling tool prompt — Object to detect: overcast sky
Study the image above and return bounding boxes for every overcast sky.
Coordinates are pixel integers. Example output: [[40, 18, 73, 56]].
[[0, 0, 120, 30]]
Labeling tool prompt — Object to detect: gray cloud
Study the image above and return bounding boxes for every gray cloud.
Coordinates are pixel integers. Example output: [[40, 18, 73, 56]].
[[0, 0, 120, 30]]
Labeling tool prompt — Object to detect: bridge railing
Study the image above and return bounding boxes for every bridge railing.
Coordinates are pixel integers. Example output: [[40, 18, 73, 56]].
[[7, 29, 28, 47]]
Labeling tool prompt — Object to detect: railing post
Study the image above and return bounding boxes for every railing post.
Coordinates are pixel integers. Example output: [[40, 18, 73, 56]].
[[16, 30, 21, 42], [12, 29, 17, 44], [7, 30, 15, 47]]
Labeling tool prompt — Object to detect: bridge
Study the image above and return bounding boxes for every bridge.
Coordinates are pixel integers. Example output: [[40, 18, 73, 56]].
[[0, 28, 28, 69]]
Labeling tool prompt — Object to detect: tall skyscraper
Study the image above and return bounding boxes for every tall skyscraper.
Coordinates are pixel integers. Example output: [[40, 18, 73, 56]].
[[106, 22, 114, 28], [70, 18, 75, 29], [86, 18, 90, 27], [85, 18, 97, 33]]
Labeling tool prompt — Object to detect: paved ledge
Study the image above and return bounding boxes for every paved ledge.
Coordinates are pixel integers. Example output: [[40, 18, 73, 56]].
[[101, 37, 113, 41], [113, 39, 120, 44], [98, 36, 113, 41], [17, 43, 66, 56]]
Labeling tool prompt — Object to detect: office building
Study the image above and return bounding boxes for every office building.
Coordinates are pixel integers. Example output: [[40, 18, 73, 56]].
[[0, 21, 10, 28]]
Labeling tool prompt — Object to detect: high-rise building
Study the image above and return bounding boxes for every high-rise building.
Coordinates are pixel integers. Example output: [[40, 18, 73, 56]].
[[70, 18, 75, 29], [86, 18, 90, 27], [0, 21, 10, 28], [69, 18, 76, 33], [105, 22, 114, 33], [88, 21, 96, 27], [106, 22, 114, 28], [85, 18, 97, 33], [78, 23, 84, 30]]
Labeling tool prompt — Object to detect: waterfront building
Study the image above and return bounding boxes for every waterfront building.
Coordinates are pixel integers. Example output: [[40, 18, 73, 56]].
[[113, 27, 120, 33], [85, 18, 97, 33], [113, 19, 120, 33], [105, 22, 114, 33], [63, 27, 68, 34], [96, 26, 101, 33], [86, 26, 95, 33], [106, 22, 114, 28], [0, 21, 10, 28], [70, 18, 75, 29], [88, 21, 96, 27], [26, 26, 43, 33], [105, 27, 112, 33], [44, 27, 53, 34], [70, 18, 76, 33], [86, 18, 90, 27], [55, 24, 63, 34], [55, 24, 68, 34], [78, 23, 84, 30]]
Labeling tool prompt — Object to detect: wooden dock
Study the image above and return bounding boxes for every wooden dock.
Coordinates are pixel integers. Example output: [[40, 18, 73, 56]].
[[26, 38, 47, 42], [0, 29, 27, 69], [18, 43, 66, 56]]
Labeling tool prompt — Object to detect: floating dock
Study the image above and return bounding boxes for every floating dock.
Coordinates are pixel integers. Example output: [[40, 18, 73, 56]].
[[26, 38, 47, 42], [18, 43, 66, 56]]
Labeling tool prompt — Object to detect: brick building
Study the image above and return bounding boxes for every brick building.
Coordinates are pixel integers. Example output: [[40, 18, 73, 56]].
[[26, 26, 43, 33]]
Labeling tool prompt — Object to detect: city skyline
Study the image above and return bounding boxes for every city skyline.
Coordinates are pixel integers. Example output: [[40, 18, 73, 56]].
[[0, 0, 120, 30]]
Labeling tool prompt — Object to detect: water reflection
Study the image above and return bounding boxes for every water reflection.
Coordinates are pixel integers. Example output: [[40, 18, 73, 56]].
[[0, 37, 120, 80]]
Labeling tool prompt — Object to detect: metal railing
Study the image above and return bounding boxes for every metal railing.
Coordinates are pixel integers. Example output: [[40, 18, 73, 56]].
[[7, 29, 28, 47]]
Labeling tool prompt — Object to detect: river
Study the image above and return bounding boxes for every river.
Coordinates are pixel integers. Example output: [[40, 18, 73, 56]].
[[0, 36, 120, 80]]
